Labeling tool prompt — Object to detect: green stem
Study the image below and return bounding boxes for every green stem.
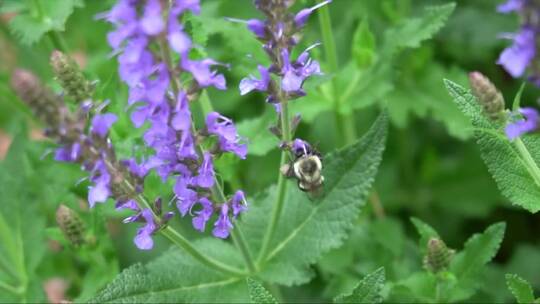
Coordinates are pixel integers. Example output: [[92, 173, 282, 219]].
[[257, 99, 291, 263], [47, 31, 69, 53], [514, 138, 540, 187], [318, 0, 357, 146], [161, 227, 247, 276]]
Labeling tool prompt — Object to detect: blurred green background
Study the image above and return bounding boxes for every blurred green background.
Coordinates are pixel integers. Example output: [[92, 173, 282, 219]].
[[0, 0, 538, 302]]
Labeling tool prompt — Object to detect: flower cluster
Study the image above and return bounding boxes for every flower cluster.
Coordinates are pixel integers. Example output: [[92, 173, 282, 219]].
[[497, 0, 540, 85], [10, 67, 169, 250], [102, 0, 248, 240], [237, 0, 329, 165]]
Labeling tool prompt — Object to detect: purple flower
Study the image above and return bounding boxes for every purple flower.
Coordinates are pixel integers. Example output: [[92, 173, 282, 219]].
[[54, 142, 81, 162], [116, 199, 139, 211], [195, 152, 215, 188], [498, 0, 525, 13], [134, 208, 157, 250], [294, 0, 332, 28], [206, 112, 247, 159], [292, 138, 311, 156], [506, 107, 539, 139], [91, 113, 118, 138], [140, 0, 165, 35], [171, 92, 192, 131], [498, 28, 536, 78], [88, 160, 112, 208], [239, 65, 270, 95], [212, 203, 233, 238], [281, 45, 321, 93], [181, 56, 227, 90], [231, 190, 247, 218], [247, 19, 266, 38], [174, 178, 198, 216], [192, 197, 214, 232]]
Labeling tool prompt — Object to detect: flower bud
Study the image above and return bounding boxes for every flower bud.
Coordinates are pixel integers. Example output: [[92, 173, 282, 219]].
[[468, 71, 505, 121], [56, 204, 86, 247], [50, 50, 93, 102], [11, 69, 60, 124], [423, 238, 454, 274]]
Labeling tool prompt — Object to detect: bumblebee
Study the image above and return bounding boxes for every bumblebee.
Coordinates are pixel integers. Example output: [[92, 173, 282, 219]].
[[281, 140, 324, 194]]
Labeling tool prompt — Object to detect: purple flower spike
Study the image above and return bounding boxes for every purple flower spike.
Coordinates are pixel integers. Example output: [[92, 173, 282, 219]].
[[212, 204, 233, 239], [294, 0, 332, 28], [134, 208, 156, 250], [91, 113, 118, 138], [231, 190, 248, 218], [192, 197, 214, 232], [206, 112, 248, 159], [239, 65, 270, 95], [506, 107, 540, 140], [498, 28, 536, 78], [141, 0, 165, 35]]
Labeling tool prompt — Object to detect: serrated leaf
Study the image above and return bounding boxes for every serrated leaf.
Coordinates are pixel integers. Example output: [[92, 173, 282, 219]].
[[90, 239, 248, 303], [334, 267, 385, 303], [6, 0, 83, 45], [411, 217, 439, 251], [246, 278, 278, 304], [506, 274, 536, 304], [447, 222, 505, 301], [445, 79, 540, 212], [241, 113, 388, 285], [383, 3, 456, 56]]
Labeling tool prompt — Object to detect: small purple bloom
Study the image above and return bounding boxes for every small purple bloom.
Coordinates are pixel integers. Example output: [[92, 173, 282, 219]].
[[294, 0, 332, 28], [88, 160, 112, 208], [134, 208, 156, 250], [506, 107, 540, 140], [195, 152, 215, 188], [247, 19, 266, 38], [116, 199, 139, 211], [175, 178, 198, 216], [292, 138, 311, 155], [498, 28, 536, 78], [239, 65, 270, 95], [206, 112, 248, 159], [181, 56, 227, 90], [54, 142, 81, 162], [497, 0, 525, 13], [212, 203, 233, 239], [91, 113, 118, 138], [192, 197, 214, 232], [140, 0, 165, 35], [231, 190, 247, 218]]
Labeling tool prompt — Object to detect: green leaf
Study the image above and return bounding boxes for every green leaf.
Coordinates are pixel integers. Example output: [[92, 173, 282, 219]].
[[237, 108, 279, 156], [90, 239, 248, 303], [0, 136, 47, 302], [246, 278, 278, 304], [241, 113, 388, 285], [6, 0, 83, 45], [351, 18, 376, 70], [445, 79, 540, 212], [506, 274, 536, 304], [410, 217, 439, 251], [448, 222, 506, 301], [383, 3, 456, 55], [334, 268, 385, 303]]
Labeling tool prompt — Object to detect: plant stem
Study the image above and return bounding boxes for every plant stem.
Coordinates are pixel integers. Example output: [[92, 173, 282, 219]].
[[257, 99, 291, 264], [514, 138, 540, 187], [161, 227, 247, 276], [317, 0, 357, 146]]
